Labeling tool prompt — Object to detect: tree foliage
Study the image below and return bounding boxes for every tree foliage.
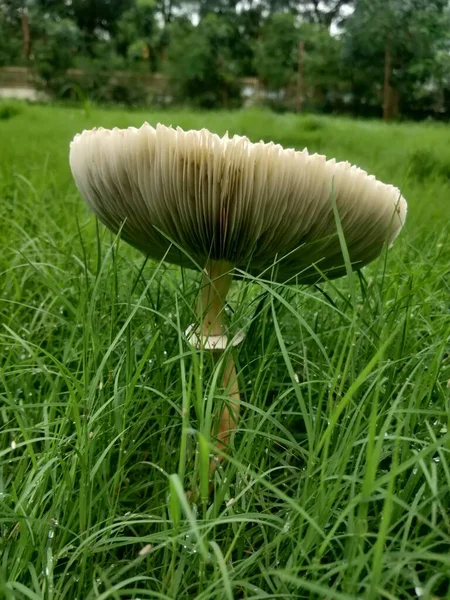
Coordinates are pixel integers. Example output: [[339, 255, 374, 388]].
[[254, 13, 298, 91], [1, 0, 450, 117], [296, 0, 353, 27], [343, 0, 449, 117], [167, 14, 241, 108]]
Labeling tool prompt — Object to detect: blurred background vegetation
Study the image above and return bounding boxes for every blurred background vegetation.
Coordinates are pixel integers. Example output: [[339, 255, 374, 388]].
[[1, 0, 450, 118]]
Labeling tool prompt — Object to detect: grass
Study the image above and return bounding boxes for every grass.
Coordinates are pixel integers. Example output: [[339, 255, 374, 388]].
[[0, 102, 449, 599]]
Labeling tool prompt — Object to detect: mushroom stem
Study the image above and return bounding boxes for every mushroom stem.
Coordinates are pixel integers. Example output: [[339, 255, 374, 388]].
[[196, 260, 240, 485], [209, 353, 240, 476], [197, 260, 233, 338]]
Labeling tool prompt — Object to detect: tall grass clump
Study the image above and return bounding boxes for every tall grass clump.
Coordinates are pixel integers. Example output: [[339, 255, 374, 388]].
[[0, 101, 22, 120]]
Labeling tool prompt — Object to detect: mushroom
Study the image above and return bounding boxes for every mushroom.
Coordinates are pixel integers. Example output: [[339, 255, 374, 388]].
[[69, 123, 407, 484]]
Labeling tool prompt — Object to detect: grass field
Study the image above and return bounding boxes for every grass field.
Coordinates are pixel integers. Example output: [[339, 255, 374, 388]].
[[1, 103, 449, 599]]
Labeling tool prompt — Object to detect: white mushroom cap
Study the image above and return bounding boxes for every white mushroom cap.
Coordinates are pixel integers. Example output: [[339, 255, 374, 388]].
[[70, 123, 407, 282]]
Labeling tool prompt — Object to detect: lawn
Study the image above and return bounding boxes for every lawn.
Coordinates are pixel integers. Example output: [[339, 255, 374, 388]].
[[0, 103, 449, 599]]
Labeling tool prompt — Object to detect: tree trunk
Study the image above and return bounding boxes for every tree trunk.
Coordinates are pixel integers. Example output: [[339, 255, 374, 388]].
[[296, 40, 304, 113], [20, 8, 31, 60], [391, 87, 400, 119], [144, 42, 154, 72], [383, 31, 393, 120], [158, 45, 166, 66]]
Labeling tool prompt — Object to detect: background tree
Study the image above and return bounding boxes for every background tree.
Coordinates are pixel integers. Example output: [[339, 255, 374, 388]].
[[254, 13, 299, 92], [343, 0, 449, 119], [233, 4, 265, 75], [0, 0, 33, 60], [166, 13, 241, 108], [0, 2, 23, 65], [296, 0, 354, 28], [255, 14, 345, 112], [115, 0, 158, 71], [427, 29, 450, 115], [301, 23, 346, 112], [35, 0, 133, 55], [33, 17, 81, 88], [70, 0, 133, 41]]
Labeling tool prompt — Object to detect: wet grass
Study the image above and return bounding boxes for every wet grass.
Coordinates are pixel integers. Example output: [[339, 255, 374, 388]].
[[1, 103, 449, 599]]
